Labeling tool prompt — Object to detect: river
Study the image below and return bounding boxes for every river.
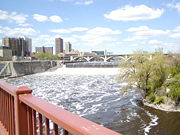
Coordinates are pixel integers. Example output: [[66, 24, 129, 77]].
[[4, 67, 180, 135]]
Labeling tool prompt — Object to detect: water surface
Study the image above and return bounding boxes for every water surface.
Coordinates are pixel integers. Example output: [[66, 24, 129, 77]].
[[4, 68, 180, 135]]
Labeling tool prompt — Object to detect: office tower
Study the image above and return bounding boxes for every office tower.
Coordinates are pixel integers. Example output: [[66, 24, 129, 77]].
[[55, 38, 63, 54], [3, 37, 19, 56], [45, 47, 53, 55], [35, 47, 53, 55], [35, 47, 44, 53], [25, 37, 32, 54], [2, 37, 31, 56], [65, 42, 72, 53], [19, 37, 28, 56], [2, 37, 11, 47]]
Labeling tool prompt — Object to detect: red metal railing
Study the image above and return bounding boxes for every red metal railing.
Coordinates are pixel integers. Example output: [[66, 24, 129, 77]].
[[0, 80, 122, 135]]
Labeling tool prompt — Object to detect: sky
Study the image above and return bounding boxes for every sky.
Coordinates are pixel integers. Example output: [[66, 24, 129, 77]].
[[0, 0, 180, 54]]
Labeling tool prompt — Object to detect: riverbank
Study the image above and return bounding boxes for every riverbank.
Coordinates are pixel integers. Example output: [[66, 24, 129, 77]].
[[143, 99, 180, 112]]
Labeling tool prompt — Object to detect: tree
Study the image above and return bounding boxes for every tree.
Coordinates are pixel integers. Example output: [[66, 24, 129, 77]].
[[118, 50, 167, 96], [166, 52, 180, 104], [35, 53, 59, 60]]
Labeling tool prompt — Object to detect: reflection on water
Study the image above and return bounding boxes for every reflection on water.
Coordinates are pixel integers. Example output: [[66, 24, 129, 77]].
[[4, 68, 180, 135]]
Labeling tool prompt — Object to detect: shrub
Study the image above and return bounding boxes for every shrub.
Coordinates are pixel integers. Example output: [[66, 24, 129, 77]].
[[167, 80, 180, 104], [154, 96, 164, 104], [147, 93, 156, 103]]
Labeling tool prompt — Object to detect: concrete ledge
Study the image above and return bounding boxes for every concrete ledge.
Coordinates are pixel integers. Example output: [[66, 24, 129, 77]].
[[0, 60, 57, 78]]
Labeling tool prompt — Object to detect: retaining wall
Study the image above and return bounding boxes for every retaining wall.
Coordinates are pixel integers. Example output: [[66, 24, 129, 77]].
[[0, 61, 57, 78]]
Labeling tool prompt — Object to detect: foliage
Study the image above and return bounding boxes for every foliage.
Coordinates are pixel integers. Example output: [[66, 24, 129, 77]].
[[153, 96, 164, 104], [118, 49, 180, 105], [118, 50, 167, 96], [118, 49, 180, 106], [167, 53, 180, 77], [167, 75, 180, 103], [166, 53, 180, 104], [147, 93, 156, 103], [35, 53, 59, 60]]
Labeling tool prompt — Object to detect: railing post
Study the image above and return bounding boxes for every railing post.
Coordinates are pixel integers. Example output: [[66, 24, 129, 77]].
[[14, 86, 32, 135]]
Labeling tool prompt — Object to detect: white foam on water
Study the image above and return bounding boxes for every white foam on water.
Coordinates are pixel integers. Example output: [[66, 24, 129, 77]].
[[144, 111, 159, 135], [37, 67, 120, 76], [6, 67, 154, 134], [130, 95, 138, 107]]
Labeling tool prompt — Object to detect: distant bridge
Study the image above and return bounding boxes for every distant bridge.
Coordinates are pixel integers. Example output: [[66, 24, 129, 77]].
[[69, 55, 129, 62], [69, 54, 154, 62]]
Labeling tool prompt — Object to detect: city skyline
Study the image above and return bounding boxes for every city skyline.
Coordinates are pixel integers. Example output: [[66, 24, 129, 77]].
[[0, 0, 180, 54], [2, 37, 31, 56]]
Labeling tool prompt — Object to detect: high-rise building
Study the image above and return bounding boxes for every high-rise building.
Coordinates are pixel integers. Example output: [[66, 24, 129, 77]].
[[2, 37, 31, 56], [45, 47, 53, 55], [35, 47, 44, 54], [55, 38, 63, 54], [65, 42, 72, 53], [2, 37, 11, 47], [0, 46, 12, 60], [35, 47, 53, 55], [25, 37, 32, 54]]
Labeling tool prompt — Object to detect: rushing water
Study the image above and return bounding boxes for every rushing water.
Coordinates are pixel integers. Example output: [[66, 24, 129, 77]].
[[4, 68, 180, 135]]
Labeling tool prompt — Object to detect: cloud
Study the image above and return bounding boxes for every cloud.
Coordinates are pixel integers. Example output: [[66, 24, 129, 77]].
[[148, 40, 163, 44], [104, 5, 164, 21], [71, 34, 116, 47], [69, 27, 89, 32], [50, 29, 71, 34], [33, 14, 63, 23], [50, 27, 121, 47], [124, 36, 147, 41], [128, 44, 138, 47], [66, 27, 121, 47], [33, 14, 48, 22], [170, 33, 180, 38], [87, 27, 122, 35], [50, 27, 89, 34], [148, 40, 177, 50], [169, 26, 180, 38], [127, 26, 150, 32], [148, 40, 176, 47], [60, 0, 73, 2], [49, 15, 63, 23], [59, 0, 93, 5], [0, 26, 39, 36], [18, 23, 32, 27], [125, 26, 169, 41], [166, 2, 180, 14], [33, 35, 55, 46], [0, 10, 28, 24], [175, 3, 180, 12], [75, 0, 94, 5]]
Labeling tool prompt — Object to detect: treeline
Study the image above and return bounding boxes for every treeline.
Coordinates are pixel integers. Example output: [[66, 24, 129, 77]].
[[118, 50, 180, 106], [35, 53, 59, 60]]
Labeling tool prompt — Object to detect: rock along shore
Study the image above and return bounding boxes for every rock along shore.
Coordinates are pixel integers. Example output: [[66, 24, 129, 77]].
[[143, 99, 180, 112]]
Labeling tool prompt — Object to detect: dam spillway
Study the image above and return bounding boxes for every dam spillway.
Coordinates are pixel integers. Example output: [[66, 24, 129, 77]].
[[65, 62, 120, 68]]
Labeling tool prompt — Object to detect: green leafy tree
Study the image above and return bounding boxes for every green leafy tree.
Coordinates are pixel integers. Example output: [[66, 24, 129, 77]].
[[35, 53, 59, 60], [118, 50, 180, 105], [166, 53, 180, 104], [118, 50, 167, 96]]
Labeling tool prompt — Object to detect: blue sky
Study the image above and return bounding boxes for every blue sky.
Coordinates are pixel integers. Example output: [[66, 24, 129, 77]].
[[0, 0, 180, 54]]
